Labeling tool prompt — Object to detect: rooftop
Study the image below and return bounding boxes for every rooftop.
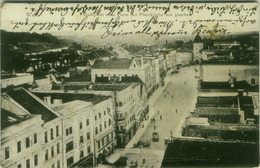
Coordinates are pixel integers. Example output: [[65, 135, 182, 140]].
[[196, 96, 238, 108], [195, 107, 239, 116], [92, 83, 134, 91], [7, 88, 58, 122], [54, 100, 92, 117], [200, 81, 259, 90], [33, 91, 111, 105], [1, 108, 32, 130], [92, 58, 132, 69], [186, 123, 258, 131], [194, 34, 202, 43]]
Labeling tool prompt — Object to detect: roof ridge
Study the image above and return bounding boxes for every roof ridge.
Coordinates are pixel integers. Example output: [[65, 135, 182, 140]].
[[20, 88, 62, 118]]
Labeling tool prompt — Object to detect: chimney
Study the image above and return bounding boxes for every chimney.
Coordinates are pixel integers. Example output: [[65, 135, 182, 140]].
[[238, 89, 244, 108], [141, 56, 144, 66]]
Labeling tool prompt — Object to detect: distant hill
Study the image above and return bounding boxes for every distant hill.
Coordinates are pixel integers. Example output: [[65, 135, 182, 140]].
[[1, 30, 61, 44], [0, 30, 72, 54], [0, 31, 71, 71]]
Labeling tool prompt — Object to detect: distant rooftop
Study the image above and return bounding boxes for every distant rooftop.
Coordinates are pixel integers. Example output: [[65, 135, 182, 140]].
[[1, 108, 32, 130], [92, 58, 132, 69], [7, 88, 58, 122]]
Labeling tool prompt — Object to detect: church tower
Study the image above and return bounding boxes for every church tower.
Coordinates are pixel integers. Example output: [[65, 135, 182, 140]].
[[193, 34, 203, 63]]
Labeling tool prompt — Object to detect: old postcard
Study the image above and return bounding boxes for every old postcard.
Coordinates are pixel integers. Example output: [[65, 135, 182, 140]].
[[1, 1, 259, 168]]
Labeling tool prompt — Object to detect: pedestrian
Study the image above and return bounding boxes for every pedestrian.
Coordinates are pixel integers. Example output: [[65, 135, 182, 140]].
[[184, 81, 186, 85], [158, 110, 159, 114], [165, 94, 166, 98], [176, 109, 178, 113], [143, 158, 146, 164], [160, 115, 162, 120]]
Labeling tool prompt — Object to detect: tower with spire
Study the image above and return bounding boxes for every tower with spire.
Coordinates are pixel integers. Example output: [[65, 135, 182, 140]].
[[193, 34, 204, 63]]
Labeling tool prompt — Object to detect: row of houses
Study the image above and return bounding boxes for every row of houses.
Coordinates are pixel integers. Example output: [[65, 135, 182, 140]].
[[1, 88, 116, 168]]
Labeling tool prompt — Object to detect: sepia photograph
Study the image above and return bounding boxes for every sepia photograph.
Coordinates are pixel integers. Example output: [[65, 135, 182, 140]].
[[0, 1, 259, 168]]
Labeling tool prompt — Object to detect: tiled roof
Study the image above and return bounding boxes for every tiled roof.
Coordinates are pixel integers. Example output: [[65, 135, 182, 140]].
[[7, 88, 58, 122], [92, 58, 132, 69]]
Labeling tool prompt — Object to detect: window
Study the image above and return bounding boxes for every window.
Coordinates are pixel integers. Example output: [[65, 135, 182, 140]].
[[95, 127, 98, 134], [102, 138, 104, 146], [5, 147, 10, 159], [66, 141, 74, 153], [17, 141, 21, 153], [66, 127, 73, 136], [99, 124, 102, 132], [251, 78, 256, 85], [51, 146, 54, 157], [26, 137, 30, 148], [104, 121, 107, 128], [98, 141, 101, 149], [34, 154, 38, 166], [87, 132, 90, 140], [104, 110, 106, 115], [57, 160, 60, 168], [26, 159, 30, 168], [109, 119, 112, 126], [119, 102, 123, 107], [79, 122, 83, 129], [86, 119, 89, 126], [50, 128, 54, 140], [67, 156, 74, 167], [87, 146, 91, 153], [17, 164, 22, 168], [80, 150, 84, 159], [56, 125, 59, 137], [45, 150, 48, 161], [99, 113, 101, 118], [44, 131, 48, 143], [80, 135, 84, 143], [34, 133, 37, 144], [57, 143, 60, 154]]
